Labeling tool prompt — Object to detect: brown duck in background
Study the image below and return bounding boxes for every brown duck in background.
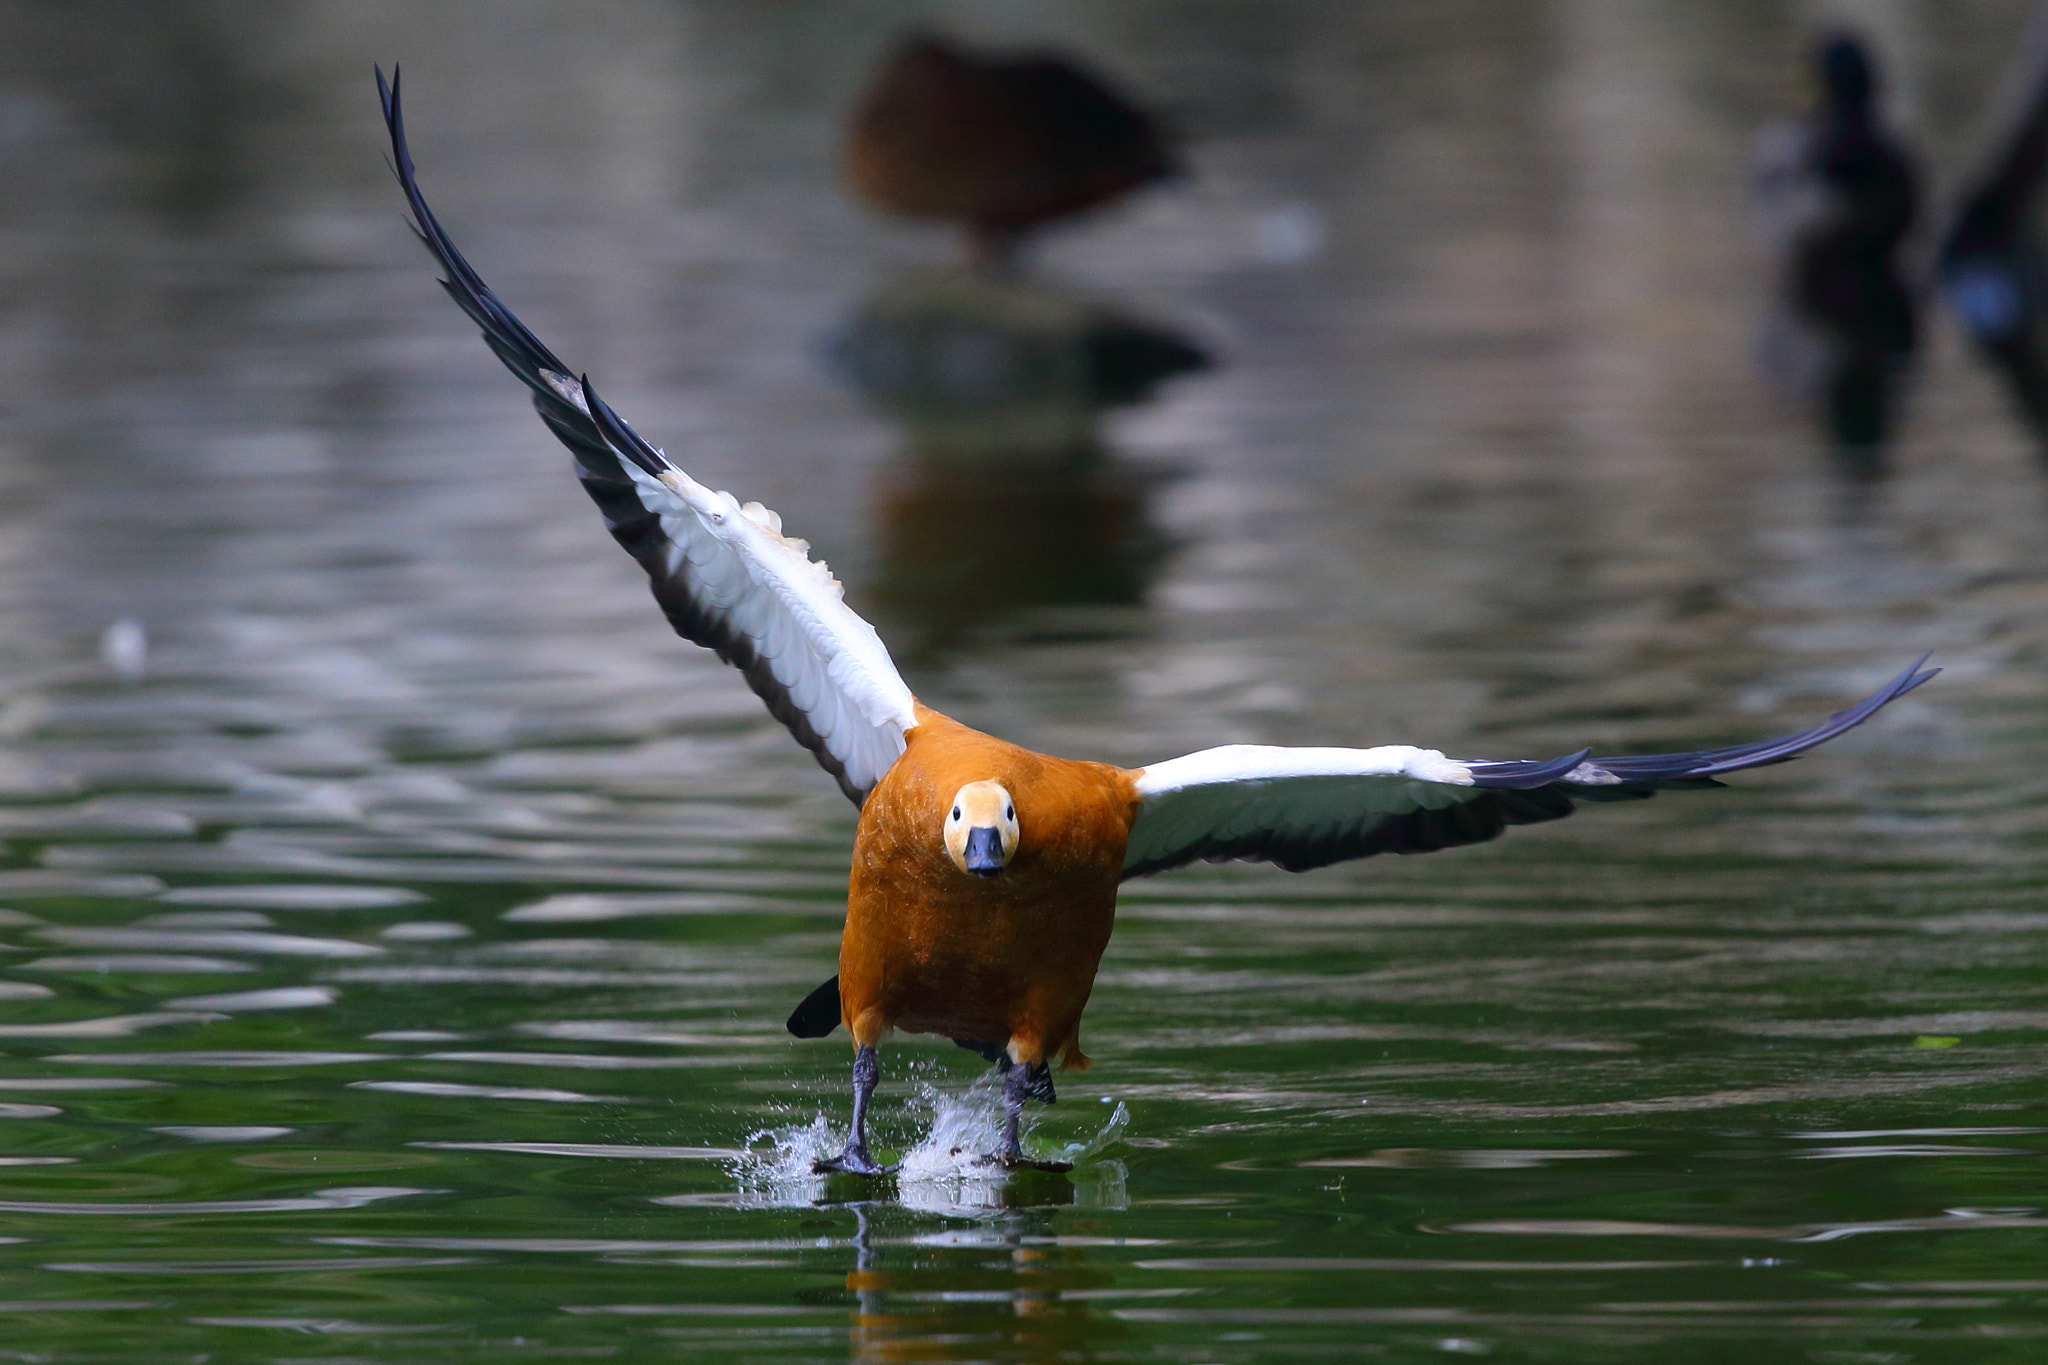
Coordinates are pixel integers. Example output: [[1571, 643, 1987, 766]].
[[845, 32, 1180, 266]]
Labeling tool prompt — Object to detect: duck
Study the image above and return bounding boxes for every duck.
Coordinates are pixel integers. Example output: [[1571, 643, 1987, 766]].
[[379, 70, 1936, 1176], [843, 32, 1179, 267], [1939, 48, 2048, 447]]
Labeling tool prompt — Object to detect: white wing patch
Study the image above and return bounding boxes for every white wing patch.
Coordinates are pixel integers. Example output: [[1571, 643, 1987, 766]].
[[1134, 745, 1474, 797], [541, 371, 917, 800], [1124, 744, 1494, 878], [381, 67, 919, 810], [1120, 656, 1938, 877], [636, 466, 916, 799]]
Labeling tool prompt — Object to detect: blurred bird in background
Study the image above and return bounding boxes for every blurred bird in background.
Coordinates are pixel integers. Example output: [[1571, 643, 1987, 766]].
[[1939, 27, 2048, 454], [844, 31, 1181, 269], [834, 32, 1208, 646], [1754, 32, 1920, 463]]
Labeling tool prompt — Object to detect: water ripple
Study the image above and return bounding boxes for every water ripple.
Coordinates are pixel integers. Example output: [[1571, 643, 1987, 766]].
[[348, 1080, 625, 1104], [0, 1012, 216, 1039], [318, 1236, 816, 1254], [1302, 1149, 1631, 1170], [1136, 1257, 1708, 1272], [43, 1256, 474, 1274], [35, 928, 383, 959], [1798, 1143, 2034, 1160], [50, 1052, 388, 1067], [162, 986, 338, 1011], [18, 956, 257, 974], [418, 1050, 749, 1071], [152, 1127, 296, 1142], [329, 965, 790, 987], [187, 1316, 448, 1334], [513, 1020, 775, 1047], [411, 1141, 741, 1160], [0, 1079, 165, 1091], [0, 1187, 428, 1215], [1436, 1207, 2048, 1242], [157, 885, 425, 911]]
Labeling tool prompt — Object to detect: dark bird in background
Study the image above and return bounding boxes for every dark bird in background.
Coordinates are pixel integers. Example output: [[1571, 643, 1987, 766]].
[[1940, 46, 2048, 451], [1770, 33, 1921, 455], [844, 32, 1180, 267]]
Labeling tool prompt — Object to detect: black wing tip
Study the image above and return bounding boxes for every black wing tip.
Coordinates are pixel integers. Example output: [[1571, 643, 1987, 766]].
[[375, 68, 878, 814], [1470, 656, 1934, 791], [1468, 747, 1592, 791], [1688, 653, 1935, 777], [375, 63, 406, 166], [577, 375, 673, 480]]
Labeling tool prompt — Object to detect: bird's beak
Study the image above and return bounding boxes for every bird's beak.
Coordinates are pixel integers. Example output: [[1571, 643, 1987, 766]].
[[962, 825, 1006, 878]]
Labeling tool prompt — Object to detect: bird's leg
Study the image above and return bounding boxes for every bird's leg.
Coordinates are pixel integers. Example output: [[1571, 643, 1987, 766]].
[[999, 1059, 1031, 1157], [815, 1044, 892, 1176], [985, 1058, 1073, 1173]]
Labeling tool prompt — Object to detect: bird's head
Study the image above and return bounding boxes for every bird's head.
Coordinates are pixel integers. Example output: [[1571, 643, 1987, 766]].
[[1815, 31, 1876, 119], [943, 780, 1018, 879]]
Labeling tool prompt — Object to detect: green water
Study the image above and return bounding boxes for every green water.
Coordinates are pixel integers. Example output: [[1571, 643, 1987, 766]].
[[4, 2, 2048, 1360]]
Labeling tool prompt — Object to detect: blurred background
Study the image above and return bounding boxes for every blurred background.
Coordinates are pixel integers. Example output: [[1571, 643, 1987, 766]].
[[0, 1, 2045, 1360]]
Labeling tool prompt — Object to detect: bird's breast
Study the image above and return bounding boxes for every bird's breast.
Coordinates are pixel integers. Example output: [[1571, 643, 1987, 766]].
[[835, 709, 1137, 1035]]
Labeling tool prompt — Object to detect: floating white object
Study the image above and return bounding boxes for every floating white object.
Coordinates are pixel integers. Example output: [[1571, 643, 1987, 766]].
[[100, 618, 146, 684]]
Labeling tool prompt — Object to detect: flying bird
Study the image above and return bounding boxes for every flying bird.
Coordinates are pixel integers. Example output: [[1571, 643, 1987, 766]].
[[378, 70, 1934, 1176]]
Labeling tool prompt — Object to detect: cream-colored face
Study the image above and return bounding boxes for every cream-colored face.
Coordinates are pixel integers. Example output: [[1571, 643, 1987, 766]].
[[943, 780, 1020, 878]]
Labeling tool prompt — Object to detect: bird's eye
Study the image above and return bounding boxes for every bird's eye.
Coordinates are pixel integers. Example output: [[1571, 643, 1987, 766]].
[[1005, 805, 1015, 821], [951, 806, 961, 820]]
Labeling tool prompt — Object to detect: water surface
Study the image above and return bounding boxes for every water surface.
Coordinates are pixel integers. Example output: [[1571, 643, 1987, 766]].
[[2, 3, 2046, 1360]]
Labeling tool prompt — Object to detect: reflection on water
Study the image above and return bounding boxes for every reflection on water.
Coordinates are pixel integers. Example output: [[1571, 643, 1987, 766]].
[[836, 271, 1207, 454], [1753, 31, 1920, 468], [0, 1, 2043, 1361], [868, 449, 1172, 649], [836, 269, 1201, 647], [845, 1206, 1136, 1365], [1939, 10, 2048, 456]]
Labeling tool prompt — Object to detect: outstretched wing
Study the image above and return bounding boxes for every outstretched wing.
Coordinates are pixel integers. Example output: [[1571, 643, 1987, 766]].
[[1123, 658, 1935, 878], [378, 68, 917, 806]]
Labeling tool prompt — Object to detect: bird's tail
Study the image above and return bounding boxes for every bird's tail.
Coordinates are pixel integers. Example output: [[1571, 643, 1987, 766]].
[[1058, 1033, 1092, 1072]]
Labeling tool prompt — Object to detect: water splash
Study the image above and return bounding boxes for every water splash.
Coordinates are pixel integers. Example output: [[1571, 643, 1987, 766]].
[[732, 1078, 1130, 1210]]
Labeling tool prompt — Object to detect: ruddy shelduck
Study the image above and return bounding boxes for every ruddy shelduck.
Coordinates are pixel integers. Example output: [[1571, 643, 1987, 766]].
[[843, 32, 1179, 265], [380, 71, 1936, 1175]]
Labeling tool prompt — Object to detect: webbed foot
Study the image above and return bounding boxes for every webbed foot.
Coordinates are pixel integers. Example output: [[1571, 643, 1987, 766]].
[[814, 1144, 895, 1177]]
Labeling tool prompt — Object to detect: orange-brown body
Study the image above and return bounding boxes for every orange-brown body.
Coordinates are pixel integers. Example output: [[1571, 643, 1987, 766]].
[[840, 704, 1140, 1069]]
